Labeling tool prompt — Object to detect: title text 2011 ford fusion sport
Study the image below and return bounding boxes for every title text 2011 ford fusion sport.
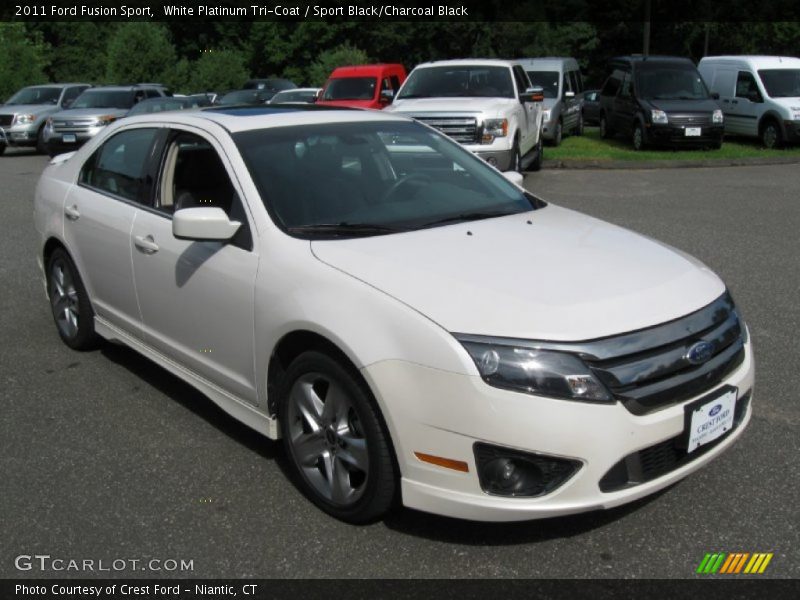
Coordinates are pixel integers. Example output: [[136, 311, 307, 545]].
[[33, 106, 754, 523]]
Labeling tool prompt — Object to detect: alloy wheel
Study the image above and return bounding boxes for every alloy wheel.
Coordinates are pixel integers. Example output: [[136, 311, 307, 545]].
[[50, 258, 80, 340]]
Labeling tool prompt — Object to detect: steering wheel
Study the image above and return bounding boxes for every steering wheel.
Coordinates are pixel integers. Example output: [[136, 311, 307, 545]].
[[381, 172, 432, 203]]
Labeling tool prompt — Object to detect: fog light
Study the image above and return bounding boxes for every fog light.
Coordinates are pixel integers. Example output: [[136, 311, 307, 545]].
[[486, 156, 497, 166], [474, 443, 580, 497]]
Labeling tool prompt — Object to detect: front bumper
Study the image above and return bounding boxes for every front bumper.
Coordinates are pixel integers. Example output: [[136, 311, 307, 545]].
[[47, 129, 101, 152], [0, 123, 40, 147], [473, 148, 515, 171], [362, 342, 753, 522], [647, 123, 725, 146]]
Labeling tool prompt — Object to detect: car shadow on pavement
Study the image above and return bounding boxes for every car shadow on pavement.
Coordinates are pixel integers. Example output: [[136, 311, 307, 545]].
[[99, 342, 281, 462]]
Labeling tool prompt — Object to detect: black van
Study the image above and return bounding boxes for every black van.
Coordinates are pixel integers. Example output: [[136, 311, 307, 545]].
[[598, 56, 725, 150]]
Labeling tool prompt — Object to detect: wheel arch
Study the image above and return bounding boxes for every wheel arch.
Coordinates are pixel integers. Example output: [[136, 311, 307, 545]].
[[758, 111, 786, 136]]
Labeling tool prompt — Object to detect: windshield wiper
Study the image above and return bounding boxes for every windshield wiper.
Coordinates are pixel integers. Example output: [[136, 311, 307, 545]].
[[419, 211, 516, 228], [287, 222, 408, 237]]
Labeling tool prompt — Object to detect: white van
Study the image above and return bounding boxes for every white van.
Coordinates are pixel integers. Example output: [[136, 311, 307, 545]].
[[518, 57, 584, 146], [698, 56, 800, 148]]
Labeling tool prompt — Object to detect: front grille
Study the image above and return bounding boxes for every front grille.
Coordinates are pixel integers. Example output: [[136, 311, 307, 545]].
[[582, 292, 745, 415], [669, 114, 712, 126], [599, 391, 750, 492], [53, 119, 96, 134], [413, 116, 479, 144], [0, 115, 14, 127]]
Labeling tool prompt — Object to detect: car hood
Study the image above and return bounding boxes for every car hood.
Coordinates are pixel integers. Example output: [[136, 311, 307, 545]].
[[0, 103, 53, 116], [311, 205, 725, 341], [388, 96, 516, 116], [642, 98, 722, 113], [51, 108, 129, 119]]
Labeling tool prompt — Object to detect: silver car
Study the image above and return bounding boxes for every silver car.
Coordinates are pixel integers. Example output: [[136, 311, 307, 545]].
[[0, 84, 90, 155]]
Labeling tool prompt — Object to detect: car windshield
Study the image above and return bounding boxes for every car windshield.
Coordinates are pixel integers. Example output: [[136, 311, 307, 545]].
[[397, 66, 515, 99], [758, 69, 800, 98], [6, 86, 62, 105], [234, 121, 540, 238], [72, 90, 135, 109], [636, 65, 710, 100], [272, 90, 317, 103], [244, 79, 296, 91], [526, 71, 560, 98], [127, 98, 189, 116], [220, 90, 265, 105], [322, 78, 377, 101]]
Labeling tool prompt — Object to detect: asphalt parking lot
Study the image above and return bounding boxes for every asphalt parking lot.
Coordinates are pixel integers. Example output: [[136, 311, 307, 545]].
[[1, 147, 798, 579]]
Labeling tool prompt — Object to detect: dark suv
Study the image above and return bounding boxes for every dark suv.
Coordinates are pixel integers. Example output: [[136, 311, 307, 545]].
[[599, 56, 725, 150]]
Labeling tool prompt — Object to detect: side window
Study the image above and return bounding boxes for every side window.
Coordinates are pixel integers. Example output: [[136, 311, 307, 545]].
[[61, 86, 85, 108], [619, 72, 632, 98], [600, 74, 621, 97], [145, 88, 161, 99], [568, 71, 579, 95], [157, 132, 252, 250], [735, 71, 759, 100], [389, 75, 401, 92], [79, 128, 159, 203], [562, 72, 572, 95]]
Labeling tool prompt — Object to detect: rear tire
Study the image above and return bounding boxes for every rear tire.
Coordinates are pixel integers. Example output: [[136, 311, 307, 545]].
[[0, 144, 6, 156], [278, 351, 397, 524], [632, 122, 646, 151], [46, 248, 98, 350]]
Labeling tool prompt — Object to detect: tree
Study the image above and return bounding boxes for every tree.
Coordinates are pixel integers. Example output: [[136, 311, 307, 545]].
[[31, 23, 108, 83], [307, 43, 371, 87], [189, 49, 250, 93], [106, 23, 176, 84], [0, 24, 49, 100]]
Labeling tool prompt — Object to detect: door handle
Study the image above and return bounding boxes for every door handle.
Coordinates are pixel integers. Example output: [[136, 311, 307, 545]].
[[731, 100, 738, 105], [134, 235, 159, 254], [64, 205, 80, 221], [722, 99, 730, 103]]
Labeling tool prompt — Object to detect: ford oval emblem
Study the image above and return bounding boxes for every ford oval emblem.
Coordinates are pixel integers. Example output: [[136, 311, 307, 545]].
[[709, 404, 722, 417], [686, 340, 715, 365]]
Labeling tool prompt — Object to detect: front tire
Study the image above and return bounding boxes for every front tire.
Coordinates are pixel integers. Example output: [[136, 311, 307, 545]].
[[632, 122, 646, 151], [36, 126, 48, 154], [46, 248, 97, 350], [278, 351, 397, 523], [552, 120, 563, 146], [575, 113, 584, 136], [761, 120, 782, 149], [0, 144, 6, 156], [511, 138, 522, 172], [600, 115, 613, 139], [529, 135, 543, 172]]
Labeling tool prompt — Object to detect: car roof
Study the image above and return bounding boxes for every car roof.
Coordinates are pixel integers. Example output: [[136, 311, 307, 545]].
[[699, 55, 800, 69], [274, 88, 321, 93], [120, 105, 412, 133], [611, 55, 695, 67], [413, 59, 518, 69], [25, 83, 90, 88], [517, 57, 579, 69]]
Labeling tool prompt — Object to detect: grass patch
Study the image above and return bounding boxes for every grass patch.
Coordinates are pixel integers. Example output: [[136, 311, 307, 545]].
[[545, 127, 800, 162]]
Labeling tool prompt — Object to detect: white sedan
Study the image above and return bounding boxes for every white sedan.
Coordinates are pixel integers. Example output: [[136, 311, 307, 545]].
[[33, 107, 754, 523]]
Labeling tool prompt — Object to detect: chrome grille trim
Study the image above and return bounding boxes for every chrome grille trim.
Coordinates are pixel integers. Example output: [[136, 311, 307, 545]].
[[0, 115, 14, 127], [668, 114, 712, 126], [412, 115, 479, 144]]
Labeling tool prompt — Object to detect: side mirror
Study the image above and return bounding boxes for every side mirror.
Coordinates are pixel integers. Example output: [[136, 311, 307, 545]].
[[564, 90, 575, 99], [502, 171, 524, 186], [521, 86, 545, 103], [380, 89, 394, 105], [710, 92, 720, 100], [173, 207, 241, 241]]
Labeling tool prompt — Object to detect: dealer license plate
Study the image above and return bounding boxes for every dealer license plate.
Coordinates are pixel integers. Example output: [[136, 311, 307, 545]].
[[685, 127, 702, 137], [685, 387, 737, 453], [62, 134, 76, 143]]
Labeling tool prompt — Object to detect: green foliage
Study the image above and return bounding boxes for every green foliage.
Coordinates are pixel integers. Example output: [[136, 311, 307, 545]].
[[189, 49, 250, 93], [0, 23, 49, 100], [31, 23, 108, 83], [106, 23, 176, 84], [306, 43, 371, 87]]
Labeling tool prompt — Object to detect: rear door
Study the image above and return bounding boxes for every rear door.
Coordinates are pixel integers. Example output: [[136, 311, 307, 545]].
[[129, 127, 259, 403], [708, 68, 738, 133], [564, 69, 582, 130]]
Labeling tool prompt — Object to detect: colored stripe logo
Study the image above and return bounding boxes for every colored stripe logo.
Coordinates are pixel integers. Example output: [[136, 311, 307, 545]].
[[696, 552, 773, 574]]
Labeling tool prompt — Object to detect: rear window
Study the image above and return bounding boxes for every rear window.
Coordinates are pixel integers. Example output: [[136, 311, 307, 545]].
[[322, 77, 377, 101]]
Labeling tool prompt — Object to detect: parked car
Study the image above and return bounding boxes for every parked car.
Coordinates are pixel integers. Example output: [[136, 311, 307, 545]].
[[218, 90, 273, 105], [518, 57, 584, 145], [44, 85, 169, 156], [268, 88, 321, 104], [582, 89, 602, 125], [0, 83, 91, 155], [698, 55, 800, 148], [598, 56, 725, 150], [316, 64, 407, 109], [242, 78, 297, 101], [33, 105, 753, 523], [386, 59, 545, 171], [125, 96, 202, 117], [186, 93, 218, 107]]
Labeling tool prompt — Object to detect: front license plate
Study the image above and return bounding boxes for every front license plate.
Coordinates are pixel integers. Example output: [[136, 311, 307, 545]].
[[62, 134, 76, 143], [684, 386, 737, 453], [685, 127, 702, 137]]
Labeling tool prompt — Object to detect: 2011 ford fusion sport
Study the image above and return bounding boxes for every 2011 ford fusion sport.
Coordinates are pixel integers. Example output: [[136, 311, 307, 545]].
[[33, 106, 754, 523]]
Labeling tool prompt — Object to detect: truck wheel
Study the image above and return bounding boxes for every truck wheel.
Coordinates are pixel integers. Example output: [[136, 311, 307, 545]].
[[575, 114, 584, 136], [511, 140, 522, 172], [529, 136, 543, 172], [600, 115, 613, 139], [761, 120, 782, 149], [0, 144, 5, 156], [36, 126, 48, 154], [552, 120, 563, 146]]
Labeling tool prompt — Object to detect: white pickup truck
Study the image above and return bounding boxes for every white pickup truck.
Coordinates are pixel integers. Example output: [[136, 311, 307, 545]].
[[385, 59, 545, 171]]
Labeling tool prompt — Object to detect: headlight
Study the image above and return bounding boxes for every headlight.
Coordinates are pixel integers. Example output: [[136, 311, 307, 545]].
[[481, 118, 508, 144], [651, 109, 668, 125], [14, 114, 35, 125], [457, 337, 613, 403], [712, 109, 724, 124], [541, 110, 551, 123], [95, 115, 118, 126]]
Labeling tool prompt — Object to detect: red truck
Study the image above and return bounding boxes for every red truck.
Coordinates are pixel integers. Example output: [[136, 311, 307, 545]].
[[316, 64, 407, 110]]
